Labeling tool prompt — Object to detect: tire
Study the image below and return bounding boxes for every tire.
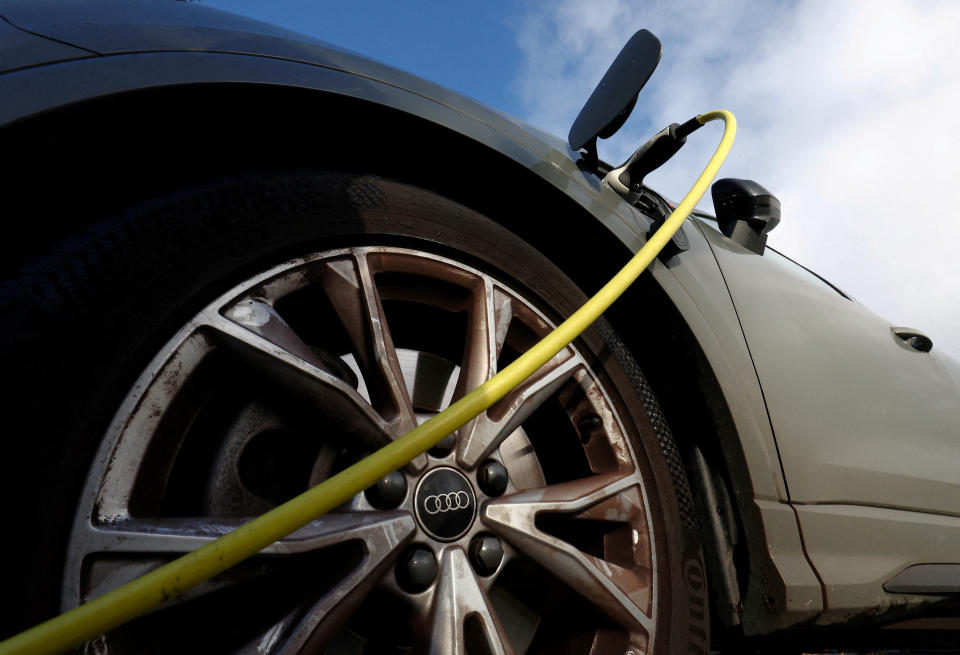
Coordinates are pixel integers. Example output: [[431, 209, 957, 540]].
[[2, 172, 708, 654]]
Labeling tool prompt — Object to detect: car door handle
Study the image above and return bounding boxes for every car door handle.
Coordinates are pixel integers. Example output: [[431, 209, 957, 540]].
[[891, 327, 933, 353]]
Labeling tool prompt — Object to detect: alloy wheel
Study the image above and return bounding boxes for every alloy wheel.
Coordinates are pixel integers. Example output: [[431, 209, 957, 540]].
[[66, 246, 659, 653]]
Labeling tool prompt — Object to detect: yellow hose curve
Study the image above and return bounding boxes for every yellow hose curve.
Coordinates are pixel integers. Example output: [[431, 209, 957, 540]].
[[0, 110, 735, 655]]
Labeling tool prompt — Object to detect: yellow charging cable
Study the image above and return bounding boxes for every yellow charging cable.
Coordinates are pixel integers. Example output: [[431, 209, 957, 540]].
[[0, 110, 735, 655]]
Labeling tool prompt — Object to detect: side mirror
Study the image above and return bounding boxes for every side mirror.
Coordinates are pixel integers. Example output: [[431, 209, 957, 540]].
[[568, 29, 662, 170], [711, 179, 781, 255]]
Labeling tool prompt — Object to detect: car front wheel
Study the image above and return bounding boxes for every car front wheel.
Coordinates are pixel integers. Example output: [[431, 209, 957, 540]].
[[3, 172, 708, 654]]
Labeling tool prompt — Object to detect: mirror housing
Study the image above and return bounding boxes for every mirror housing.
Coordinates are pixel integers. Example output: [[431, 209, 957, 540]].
[[568, 29, 662, 170], [711, 178, 781, 255]]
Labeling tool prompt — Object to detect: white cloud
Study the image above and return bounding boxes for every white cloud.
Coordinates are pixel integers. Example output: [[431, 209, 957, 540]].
[[512, 0, 960, 358]]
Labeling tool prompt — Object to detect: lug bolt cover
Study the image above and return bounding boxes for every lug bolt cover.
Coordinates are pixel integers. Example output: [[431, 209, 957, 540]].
[[397, 546, 437, 592], [469, 534, 504, 576], [364, 470, 407, 509], [478, 459, 509, 497]]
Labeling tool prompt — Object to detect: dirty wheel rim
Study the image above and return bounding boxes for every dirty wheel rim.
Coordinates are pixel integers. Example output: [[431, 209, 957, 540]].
[[65, 246, 659, 653]]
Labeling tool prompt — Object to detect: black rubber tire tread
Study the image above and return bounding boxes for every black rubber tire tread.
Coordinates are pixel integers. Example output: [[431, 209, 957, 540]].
[[1, 172, 708, 652], [598, 320, 699, 533]]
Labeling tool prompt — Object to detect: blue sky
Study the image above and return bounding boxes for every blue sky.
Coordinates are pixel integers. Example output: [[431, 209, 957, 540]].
[[203, 0, 526, 115], [204, 1, 960, 358]]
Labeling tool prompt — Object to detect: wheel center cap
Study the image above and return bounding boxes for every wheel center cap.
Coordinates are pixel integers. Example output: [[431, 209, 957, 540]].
[[414, 467, 476, 541]]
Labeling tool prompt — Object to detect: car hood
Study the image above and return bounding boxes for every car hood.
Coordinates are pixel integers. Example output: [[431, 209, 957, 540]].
[[0, 0, 575, 159]]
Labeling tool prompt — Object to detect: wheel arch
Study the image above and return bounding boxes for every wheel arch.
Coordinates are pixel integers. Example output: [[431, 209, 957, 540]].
[[0, 75, 750, 474], [1, 75, 777, 634]]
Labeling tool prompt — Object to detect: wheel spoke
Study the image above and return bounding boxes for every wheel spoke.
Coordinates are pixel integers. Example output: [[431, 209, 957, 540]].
[[319, 254, 416, 427], [223, 296, 373, 390], [318, 253, 427, 470], [236, 612, 302, 655], [202, 311, 398, 456], [455, 279, 513, 402], [276, 514, 418, 653], [456, 354, 581, 469], [222, 298, 345, 375], [428, 547, 516, 655], [482, 473, 654, 635], [69, 512, 415, 635]]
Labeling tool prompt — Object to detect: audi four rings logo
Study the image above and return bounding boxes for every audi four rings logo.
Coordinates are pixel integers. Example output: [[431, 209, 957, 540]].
[[423, 491, 471, 514]]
